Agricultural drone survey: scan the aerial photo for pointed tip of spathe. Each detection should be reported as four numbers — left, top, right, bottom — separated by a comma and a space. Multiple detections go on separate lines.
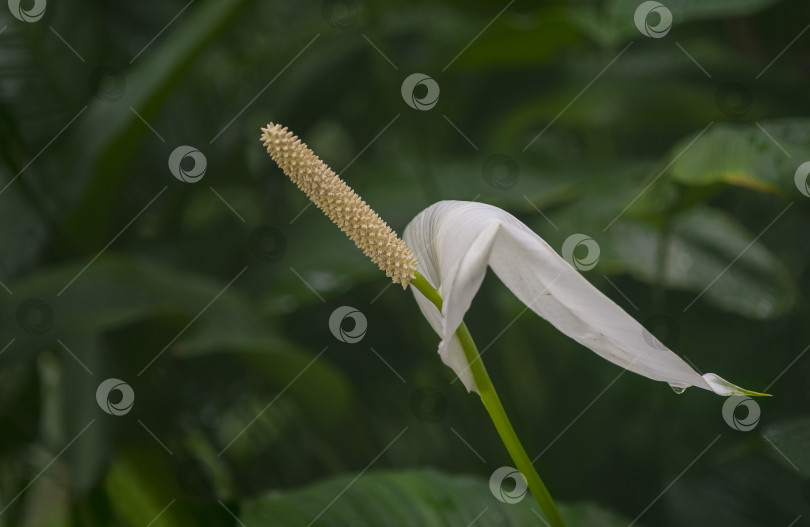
735, 387, 773, 397
702, 373, 771, 397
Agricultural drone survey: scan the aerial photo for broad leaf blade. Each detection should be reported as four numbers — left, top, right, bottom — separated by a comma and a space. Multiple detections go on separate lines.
0, 256, 262, 366
610, 207, 795, 319
62, 0, 249, 247
241, 469, 639, 527
582, 0, 781, 46
667, 119, 810, 196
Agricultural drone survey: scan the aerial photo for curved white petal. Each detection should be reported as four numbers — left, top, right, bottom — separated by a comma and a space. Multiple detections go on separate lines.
404, 201, 754, 396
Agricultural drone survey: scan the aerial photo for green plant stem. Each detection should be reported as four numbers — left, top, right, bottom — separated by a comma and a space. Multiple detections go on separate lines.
410, 272, 566, 527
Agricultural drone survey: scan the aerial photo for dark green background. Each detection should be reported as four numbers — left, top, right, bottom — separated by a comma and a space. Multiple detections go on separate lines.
1, 0, 809, 525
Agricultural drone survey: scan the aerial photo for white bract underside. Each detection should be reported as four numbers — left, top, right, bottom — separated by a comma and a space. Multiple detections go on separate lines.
403, 201, 752, 397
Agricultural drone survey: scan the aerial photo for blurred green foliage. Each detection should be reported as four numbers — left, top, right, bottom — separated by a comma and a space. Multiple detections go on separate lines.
1, 0, 809, 525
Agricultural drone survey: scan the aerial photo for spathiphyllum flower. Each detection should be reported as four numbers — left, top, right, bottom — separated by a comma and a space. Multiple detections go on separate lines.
402, 201, 764, 397
260, 123, 764, 398
261, 122, 767, 527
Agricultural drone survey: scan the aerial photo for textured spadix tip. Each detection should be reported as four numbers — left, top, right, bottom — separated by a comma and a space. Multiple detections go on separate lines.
259, 123, 418, 288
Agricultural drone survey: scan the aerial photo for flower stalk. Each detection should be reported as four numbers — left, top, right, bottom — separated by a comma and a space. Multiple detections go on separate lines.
411, 272, 566, 527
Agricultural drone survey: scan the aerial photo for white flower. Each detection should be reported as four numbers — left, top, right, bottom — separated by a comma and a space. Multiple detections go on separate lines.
403, 201, 761, 397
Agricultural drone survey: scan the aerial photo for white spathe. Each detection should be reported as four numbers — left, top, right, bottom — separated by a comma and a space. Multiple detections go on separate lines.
403, 201, 755, 397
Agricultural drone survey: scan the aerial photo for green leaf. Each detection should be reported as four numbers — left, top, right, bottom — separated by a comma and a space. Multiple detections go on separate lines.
763, 418, 810, 476
450, 8, 580, 70
575, 0, 780, 46
59, 336, 110, 493
104, 449, 197, 527
0, 166, 49, 278
561, 502, 640, 527
0, 255, 352, 430
62, 0, 250, 247
0, 256, 263, 366
667, 119, 810, 195
241, 469, 638, 527
178, 334, 352, 427
608, 206, 796, 319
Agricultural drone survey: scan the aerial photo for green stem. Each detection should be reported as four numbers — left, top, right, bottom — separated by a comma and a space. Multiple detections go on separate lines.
410, 272, 566, 527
